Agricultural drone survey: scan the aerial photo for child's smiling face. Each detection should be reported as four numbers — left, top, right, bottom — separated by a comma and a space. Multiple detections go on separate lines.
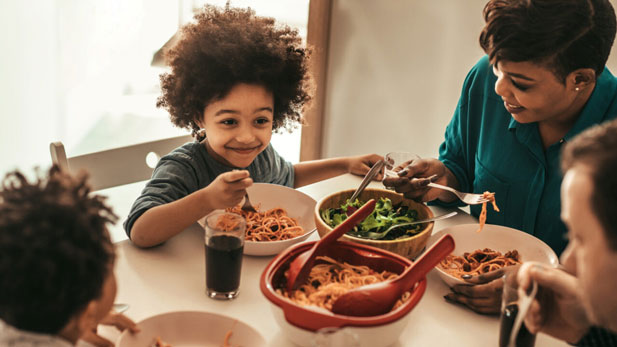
200, 83, 274, 168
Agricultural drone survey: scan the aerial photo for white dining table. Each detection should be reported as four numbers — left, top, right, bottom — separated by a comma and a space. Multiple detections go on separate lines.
100, 174, 568, 347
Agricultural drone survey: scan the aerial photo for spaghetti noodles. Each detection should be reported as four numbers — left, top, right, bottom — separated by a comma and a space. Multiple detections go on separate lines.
477, 191, 499, 232
440, 248, 520, 279
214, 213, 243, 232
227, 206, 305, 241
279, 256, 409, 312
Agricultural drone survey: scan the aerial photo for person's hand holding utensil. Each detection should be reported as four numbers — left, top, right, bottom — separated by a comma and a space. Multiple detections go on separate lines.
383, 157, 462, 203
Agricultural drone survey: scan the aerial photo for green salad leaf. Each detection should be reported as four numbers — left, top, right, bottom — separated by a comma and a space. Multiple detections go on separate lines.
320, 197, 421, 240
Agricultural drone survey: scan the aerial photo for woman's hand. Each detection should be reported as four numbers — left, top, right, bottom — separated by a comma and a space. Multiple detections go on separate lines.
443, 268, 506, 315
347, 154, 384, 180
517, 262, 590, 344
204, 170, 253, 210
382, 158, 457, 202
81, 313, 139, 347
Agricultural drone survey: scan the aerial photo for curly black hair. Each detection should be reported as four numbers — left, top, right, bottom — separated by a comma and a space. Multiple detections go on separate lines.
479, 0, 616, 82
157, 5, 312, 137
0, 166, 117, 333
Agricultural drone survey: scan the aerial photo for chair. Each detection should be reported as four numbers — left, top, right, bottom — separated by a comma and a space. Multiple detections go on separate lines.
50, 134, 194, 191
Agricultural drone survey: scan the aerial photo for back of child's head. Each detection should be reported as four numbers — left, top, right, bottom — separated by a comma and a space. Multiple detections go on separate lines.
157, 4, 312, 137
0, 166, 117, 333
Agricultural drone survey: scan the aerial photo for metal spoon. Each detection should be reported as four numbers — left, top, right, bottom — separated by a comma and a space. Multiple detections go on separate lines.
350, 160, 385, 203
346, 160, 385, 215
113, 303, 130, 314
331, 234, 454, 317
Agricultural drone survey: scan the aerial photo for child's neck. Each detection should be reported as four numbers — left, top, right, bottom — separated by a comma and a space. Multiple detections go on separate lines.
58, 322, 80, 345
203, 139, 236, 167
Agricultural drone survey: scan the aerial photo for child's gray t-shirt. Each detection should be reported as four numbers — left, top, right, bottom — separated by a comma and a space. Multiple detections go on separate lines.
123, 140, 294, 238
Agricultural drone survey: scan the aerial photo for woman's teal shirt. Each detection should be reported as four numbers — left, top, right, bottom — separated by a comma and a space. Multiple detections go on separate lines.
439, 55, 617, 255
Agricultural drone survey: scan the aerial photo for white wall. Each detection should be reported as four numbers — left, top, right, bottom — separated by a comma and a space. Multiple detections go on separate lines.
323, 0, 617, 159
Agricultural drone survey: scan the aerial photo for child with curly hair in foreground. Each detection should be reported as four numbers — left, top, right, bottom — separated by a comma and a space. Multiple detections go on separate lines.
0, 166, 138, 347
125, 5, 382, 247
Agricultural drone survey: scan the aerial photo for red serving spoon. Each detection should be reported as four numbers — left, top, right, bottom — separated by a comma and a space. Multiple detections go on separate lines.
331, 234, 455, 316
286, 199, 376, 292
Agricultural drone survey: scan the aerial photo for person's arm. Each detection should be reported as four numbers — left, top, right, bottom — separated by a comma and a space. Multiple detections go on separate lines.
80, 313, 139, 347
130, 171, 251, 247
293, 154, 382, 188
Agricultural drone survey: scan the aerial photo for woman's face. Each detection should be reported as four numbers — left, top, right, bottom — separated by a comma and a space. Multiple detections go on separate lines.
200, 83, 274, 168
492, 60, 582, 125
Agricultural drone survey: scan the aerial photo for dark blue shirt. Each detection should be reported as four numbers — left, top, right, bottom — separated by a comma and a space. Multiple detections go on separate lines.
438, 56, 617, 254
124, 141, 294, 238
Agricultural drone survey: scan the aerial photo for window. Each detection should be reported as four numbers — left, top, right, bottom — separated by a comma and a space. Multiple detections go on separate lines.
0, 0, 309, 177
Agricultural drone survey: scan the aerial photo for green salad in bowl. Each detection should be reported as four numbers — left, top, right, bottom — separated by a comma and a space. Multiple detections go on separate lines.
320, 197, 421, 240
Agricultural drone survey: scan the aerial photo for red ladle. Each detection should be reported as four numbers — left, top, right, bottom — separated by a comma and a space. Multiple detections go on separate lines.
286, 199, 376, 292
331, 233, 455, 317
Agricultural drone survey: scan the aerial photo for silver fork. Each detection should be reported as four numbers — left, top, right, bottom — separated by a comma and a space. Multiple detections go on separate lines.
427, 182, 489, 205
241, 193, 257, 212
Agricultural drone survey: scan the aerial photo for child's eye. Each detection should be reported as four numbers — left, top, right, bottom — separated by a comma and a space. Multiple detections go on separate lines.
220, 119, 237, 126
254, 117, 271, 125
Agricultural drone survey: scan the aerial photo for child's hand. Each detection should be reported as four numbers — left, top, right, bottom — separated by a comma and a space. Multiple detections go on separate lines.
81, 313, 139, 347
205, 170, 253, 210
348, 154, 384, 180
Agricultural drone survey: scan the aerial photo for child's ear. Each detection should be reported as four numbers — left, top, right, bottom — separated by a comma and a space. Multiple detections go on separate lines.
75, 301, 100, 337
58, 301, 99, 344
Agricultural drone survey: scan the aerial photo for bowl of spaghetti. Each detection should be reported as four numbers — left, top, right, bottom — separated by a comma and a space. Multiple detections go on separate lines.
227, 183, 317, 256
260, 240, 426, 347
427, 224, 559, 287
315, 188, 434, 259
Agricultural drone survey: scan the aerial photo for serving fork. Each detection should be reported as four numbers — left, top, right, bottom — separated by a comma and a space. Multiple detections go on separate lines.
427, 182, 489, 205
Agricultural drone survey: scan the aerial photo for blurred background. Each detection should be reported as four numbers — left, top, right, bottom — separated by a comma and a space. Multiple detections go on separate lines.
0, 0, 308, 177
2, 0, 617, 178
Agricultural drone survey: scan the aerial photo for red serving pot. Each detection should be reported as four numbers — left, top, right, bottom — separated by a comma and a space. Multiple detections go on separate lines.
260, 239, 427, 331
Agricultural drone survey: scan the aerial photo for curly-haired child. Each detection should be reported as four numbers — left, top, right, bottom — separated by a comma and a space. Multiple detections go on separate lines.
124, 5, 383, 247
0, 166, 138, 346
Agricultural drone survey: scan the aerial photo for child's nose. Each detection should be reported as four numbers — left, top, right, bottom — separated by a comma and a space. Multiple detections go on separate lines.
235, 128, 256, 143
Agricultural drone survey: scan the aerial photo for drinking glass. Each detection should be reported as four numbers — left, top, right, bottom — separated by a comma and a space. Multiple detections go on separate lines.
384, 152, 421, 179
499, 270, 537, 347
204, 211, 246, 300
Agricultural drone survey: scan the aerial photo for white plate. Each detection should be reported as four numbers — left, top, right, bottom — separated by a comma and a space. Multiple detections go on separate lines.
243, 183, 317, 256
116, 311, 266, 347
427, 224, 559, 287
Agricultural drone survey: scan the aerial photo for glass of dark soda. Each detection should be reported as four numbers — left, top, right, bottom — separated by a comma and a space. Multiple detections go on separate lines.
499, 269, 537, 347
204, 211, 246, 300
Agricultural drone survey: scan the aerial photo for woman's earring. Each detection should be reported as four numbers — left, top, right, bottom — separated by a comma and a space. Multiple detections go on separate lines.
575, 87, 580, 92
195, 128, 206, 140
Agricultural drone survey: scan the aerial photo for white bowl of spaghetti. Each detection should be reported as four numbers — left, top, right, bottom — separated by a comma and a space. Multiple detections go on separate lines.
427, 224, 559, 287
228, 183, 317, 256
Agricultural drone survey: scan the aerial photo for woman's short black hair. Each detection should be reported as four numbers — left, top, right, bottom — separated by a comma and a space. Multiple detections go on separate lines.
479, 0, 617, 81
157, 5, 312, 137
562, 119, 617, 251
0, 166, 116, 333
